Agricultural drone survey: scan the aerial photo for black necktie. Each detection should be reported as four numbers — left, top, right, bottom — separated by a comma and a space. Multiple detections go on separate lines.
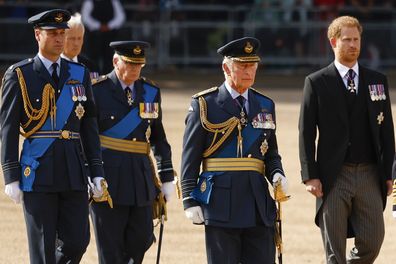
346, 69, 356, 94
51, 63, 59, 87
125, 86, 133, 106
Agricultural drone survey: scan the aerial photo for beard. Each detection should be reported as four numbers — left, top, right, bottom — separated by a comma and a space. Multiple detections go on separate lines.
339, 49, 360, 64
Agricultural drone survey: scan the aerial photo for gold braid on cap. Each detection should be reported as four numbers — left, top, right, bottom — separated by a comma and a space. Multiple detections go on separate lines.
16, 67, 56, 138
198, 96, 243, 158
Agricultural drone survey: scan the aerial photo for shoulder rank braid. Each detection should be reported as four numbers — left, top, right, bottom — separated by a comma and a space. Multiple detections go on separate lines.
16, 67, 56, 138
198, 96, 244, 158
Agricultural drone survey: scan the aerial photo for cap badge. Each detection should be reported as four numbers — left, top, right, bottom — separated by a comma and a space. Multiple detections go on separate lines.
133, 46, 142, 55
244, 42, 253, 54
54, 13, 63, 23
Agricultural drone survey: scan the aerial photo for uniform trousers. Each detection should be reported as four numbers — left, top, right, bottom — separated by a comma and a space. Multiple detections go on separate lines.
205, 224, 275, 264
318, 163, 384, 264
90, 203, 154, 264
23, 191, 90, 264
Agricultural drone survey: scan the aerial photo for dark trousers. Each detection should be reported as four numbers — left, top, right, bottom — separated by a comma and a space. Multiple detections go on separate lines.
23, 191, 90, 264
90, 203, 154, 264
205, 224, 275, 264
318, 163, 384, 264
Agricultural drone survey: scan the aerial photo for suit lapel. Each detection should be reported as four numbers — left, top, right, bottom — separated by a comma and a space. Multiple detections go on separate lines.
58, 58, 70, 90
108, 71, 128, 105
360, 65, 380, 140
216, 83, 241, 117
326, 63, 349, 126
247, 89, 261, 122
133, 78, 144, 105
33, 56, 53, 86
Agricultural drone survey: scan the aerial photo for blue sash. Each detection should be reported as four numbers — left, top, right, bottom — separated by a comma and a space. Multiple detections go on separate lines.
101, 82, 158, 140
20, 64, 84, 191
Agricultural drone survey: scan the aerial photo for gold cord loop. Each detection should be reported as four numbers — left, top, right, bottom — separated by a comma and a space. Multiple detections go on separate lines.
198, 96, 243, 157
16, 67, 56, 137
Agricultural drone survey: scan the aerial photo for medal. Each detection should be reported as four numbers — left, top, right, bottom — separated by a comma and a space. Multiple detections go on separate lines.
139, 102, 159, 118
260, 139, 268, 156
75, 103, 85, 120
126, 89, 133, 106
377, 112, 384, 125
145, 121, 151, 142
240, 110, 247, 126
348, 81, 356, 93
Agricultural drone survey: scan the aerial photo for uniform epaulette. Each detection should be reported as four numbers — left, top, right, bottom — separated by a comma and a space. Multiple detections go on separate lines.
192, 86, 218, 98
141, 76, 158, 88
9, 58, 33, 71
91, 75, 108, 85
250, 87, 273, 102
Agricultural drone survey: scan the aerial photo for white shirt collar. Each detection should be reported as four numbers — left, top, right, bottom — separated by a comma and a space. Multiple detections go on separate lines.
224, 81, 249, 101
38, 52, 61, 73
61, 53, 78, 63
119, 79, 134, 91
334, 60, 359, 78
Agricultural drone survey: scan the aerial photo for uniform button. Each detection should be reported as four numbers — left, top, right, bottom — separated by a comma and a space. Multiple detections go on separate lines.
248, 154, 252, 158
36, 98, 40, 102
133, 138, 137, 141
58, 90, 61, 93
110, 116, 114, 120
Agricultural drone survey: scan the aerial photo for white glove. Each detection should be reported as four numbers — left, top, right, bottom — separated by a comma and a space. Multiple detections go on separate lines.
393, 211, 396, 218
161, 181, 175, 202
5, 181, 23, 204
92, 177, 106, 198
272, 173, 288, 193
185, 206, 204, 224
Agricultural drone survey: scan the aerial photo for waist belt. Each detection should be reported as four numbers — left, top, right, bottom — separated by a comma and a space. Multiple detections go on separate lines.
99, 135, 150, 154
29, 130, 80, 140
202, 157, 265, 174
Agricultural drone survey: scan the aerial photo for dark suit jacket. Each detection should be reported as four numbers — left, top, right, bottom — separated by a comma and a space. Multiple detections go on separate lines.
0, 56, 104, 191
92, 71, 174, 206
299, 62, 395, 226
181, 84, 285, 228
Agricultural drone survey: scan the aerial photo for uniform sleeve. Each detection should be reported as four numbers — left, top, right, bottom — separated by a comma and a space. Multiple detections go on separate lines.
0, 69, 22, 184
298, 76, 319, 183
149, 90, 175, 183
79, 68, 104, 178
180, 98, 206, 209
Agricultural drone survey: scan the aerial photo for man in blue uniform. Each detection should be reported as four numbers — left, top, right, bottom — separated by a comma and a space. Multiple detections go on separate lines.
181, 37, 288, 264
90, 41, 176, 264
0, 9, 105, 264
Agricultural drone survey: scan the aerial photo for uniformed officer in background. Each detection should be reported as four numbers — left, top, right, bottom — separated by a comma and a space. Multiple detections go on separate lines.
181, 37, 288, 264
90, 41, 176, 264
0, 9, 105, 263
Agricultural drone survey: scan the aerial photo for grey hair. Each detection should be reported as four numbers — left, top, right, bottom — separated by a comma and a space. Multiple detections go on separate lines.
68, 12, 85, 33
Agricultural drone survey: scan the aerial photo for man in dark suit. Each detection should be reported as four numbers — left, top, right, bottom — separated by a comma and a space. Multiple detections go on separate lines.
299, 16, 395, 264
1, 9, 105, 263
90, 41, 176, 264
61, 12, 100, 79
181, 37, 288, 264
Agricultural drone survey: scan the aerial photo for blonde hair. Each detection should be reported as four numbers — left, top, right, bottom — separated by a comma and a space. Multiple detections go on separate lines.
327, 16, 362, 40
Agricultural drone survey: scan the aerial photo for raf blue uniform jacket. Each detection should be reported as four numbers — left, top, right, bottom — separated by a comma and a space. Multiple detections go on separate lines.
0, 56, 104, 192
181, 84, 285, 228
92, 71, 174, 206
